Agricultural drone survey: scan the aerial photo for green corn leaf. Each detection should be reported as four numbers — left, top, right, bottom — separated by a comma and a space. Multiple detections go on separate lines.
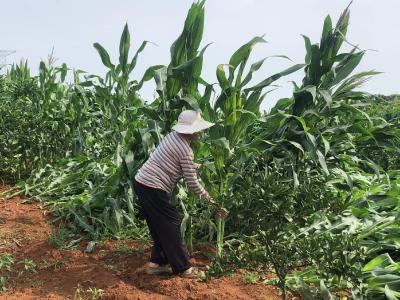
292, 166, 299, 188
319, 89, 332, 107
93, 43, 115, 70
320, 280, 335, 300
244, 89, 263, 112
240, 57, 267, 88
293, 115, 309, 132
244, 64, 305, 93
333, 3, 351, 55
293, 85, 316, 116
136, 64, 164, 90
308, 44, 322, 85
302, 35, 312, 64
317, 149, 329, 175
322, 136, 330, 156
385, 285, 400, 300
119, 23, 131, 74
181, 96, 200, 111
288, 141, 305, 154
128, 40, 154, 74
327, 51, 365, 88
229, 36, 267, 70
59, 63, 68, 82
333, 70, 381, 96
363, 253, 395, 272
320, 15, 333, 49
216, 64, 231, 91
228, 35, 267, 82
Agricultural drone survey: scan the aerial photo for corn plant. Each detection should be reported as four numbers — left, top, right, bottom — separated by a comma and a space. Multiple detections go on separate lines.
198, 36, 304, 259
0, 60, 71, 181
148, 0, 209, 134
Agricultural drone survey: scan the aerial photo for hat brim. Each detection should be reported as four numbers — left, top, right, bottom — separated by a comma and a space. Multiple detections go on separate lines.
172, 120, 215, 134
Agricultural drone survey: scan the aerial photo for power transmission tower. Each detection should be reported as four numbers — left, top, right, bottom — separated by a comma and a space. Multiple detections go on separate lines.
0, 50, 16, 69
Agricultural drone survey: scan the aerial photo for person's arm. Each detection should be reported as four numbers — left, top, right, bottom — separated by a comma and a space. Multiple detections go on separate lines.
180, 154, 210, 199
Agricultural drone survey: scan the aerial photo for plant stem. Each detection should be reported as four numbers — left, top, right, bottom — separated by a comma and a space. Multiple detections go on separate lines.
4, 182, 46, 199
216, 216, 225, 260
188, 215, 193, 253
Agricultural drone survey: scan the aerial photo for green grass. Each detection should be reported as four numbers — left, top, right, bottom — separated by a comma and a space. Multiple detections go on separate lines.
0, 253, 14, 293
115, 241, 133, 256
243, 272, 259, 284
74, 284, 104, 300
40, 258, 69, 270
48, 225, 80, 249
17, 258, 37, 277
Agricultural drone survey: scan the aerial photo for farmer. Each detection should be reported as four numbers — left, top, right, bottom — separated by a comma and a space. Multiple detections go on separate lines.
133, 110, 214, 278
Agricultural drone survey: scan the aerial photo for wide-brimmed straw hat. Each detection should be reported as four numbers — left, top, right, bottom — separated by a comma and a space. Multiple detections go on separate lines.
172, 110, 214, 134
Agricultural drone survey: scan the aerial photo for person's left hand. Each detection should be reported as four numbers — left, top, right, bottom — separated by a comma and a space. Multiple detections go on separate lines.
205, 194, 216, 206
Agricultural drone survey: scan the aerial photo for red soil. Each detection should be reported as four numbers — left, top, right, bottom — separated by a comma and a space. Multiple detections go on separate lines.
0, 186, 296, 300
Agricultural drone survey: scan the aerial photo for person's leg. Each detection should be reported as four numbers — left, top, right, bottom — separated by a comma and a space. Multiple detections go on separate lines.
146, 218, 168, 265
133, 181, 168, 266
143, 189, 191, 274
133, 180, 191, 274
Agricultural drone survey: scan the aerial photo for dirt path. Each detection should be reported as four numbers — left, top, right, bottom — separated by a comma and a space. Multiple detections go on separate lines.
0, 186, 289, 300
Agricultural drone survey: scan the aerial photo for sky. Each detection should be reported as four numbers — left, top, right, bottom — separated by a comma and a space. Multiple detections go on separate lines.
1, 0, 399, 111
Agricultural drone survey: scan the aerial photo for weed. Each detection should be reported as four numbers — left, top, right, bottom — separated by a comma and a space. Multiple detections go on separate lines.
87, 287, 105, 299
0, 254, 13, 272
74, 284, 85, 300
0, 253, 14, 293
104, 261, 122, 274
35, 229, 47, 239
243, 272, 259, 284
132, 241, 150, 257
48, 225, 79, 249
18, 258, 37, 277
40, 258, 68, 270
29, 280, 43, 288
74, 284, 104, 300
115, 240, 133, 256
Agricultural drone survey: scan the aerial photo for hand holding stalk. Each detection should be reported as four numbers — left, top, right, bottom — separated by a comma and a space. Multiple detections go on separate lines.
206, 195, 229, 217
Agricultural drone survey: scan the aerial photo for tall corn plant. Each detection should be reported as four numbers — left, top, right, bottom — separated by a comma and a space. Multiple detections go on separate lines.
0, 59, 72, 181
92, 23, 162, 162
200, 37, 304, 259
250, 4, 394, 183
149, 0, 209, 134
138, 1, 211, 249
91, 23, 163, 202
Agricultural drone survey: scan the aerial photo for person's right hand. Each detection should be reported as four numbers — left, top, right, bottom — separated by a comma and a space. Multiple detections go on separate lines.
215, 207, 229, 219
204, 194, 228, 218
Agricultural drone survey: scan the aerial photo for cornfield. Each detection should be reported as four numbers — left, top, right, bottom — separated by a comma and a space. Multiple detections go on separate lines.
1, 1, 399, 299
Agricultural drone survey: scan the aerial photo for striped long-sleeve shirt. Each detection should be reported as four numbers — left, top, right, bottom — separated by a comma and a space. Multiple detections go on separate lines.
135, 131, 209, 198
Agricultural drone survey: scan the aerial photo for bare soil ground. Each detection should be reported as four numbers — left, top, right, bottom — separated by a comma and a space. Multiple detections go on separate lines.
0, 185, 295, 300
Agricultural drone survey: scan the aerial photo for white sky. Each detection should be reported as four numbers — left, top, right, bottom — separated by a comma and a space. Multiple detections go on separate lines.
1, 0, 399, 110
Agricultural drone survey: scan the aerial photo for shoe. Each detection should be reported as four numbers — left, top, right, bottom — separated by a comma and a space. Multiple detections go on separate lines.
180, 267, 205, 279
146, 264, 172, 275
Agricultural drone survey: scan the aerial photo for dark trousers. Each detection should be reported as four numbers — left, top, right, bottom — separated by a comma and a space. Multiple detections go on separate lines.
133, 180, 191, 274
